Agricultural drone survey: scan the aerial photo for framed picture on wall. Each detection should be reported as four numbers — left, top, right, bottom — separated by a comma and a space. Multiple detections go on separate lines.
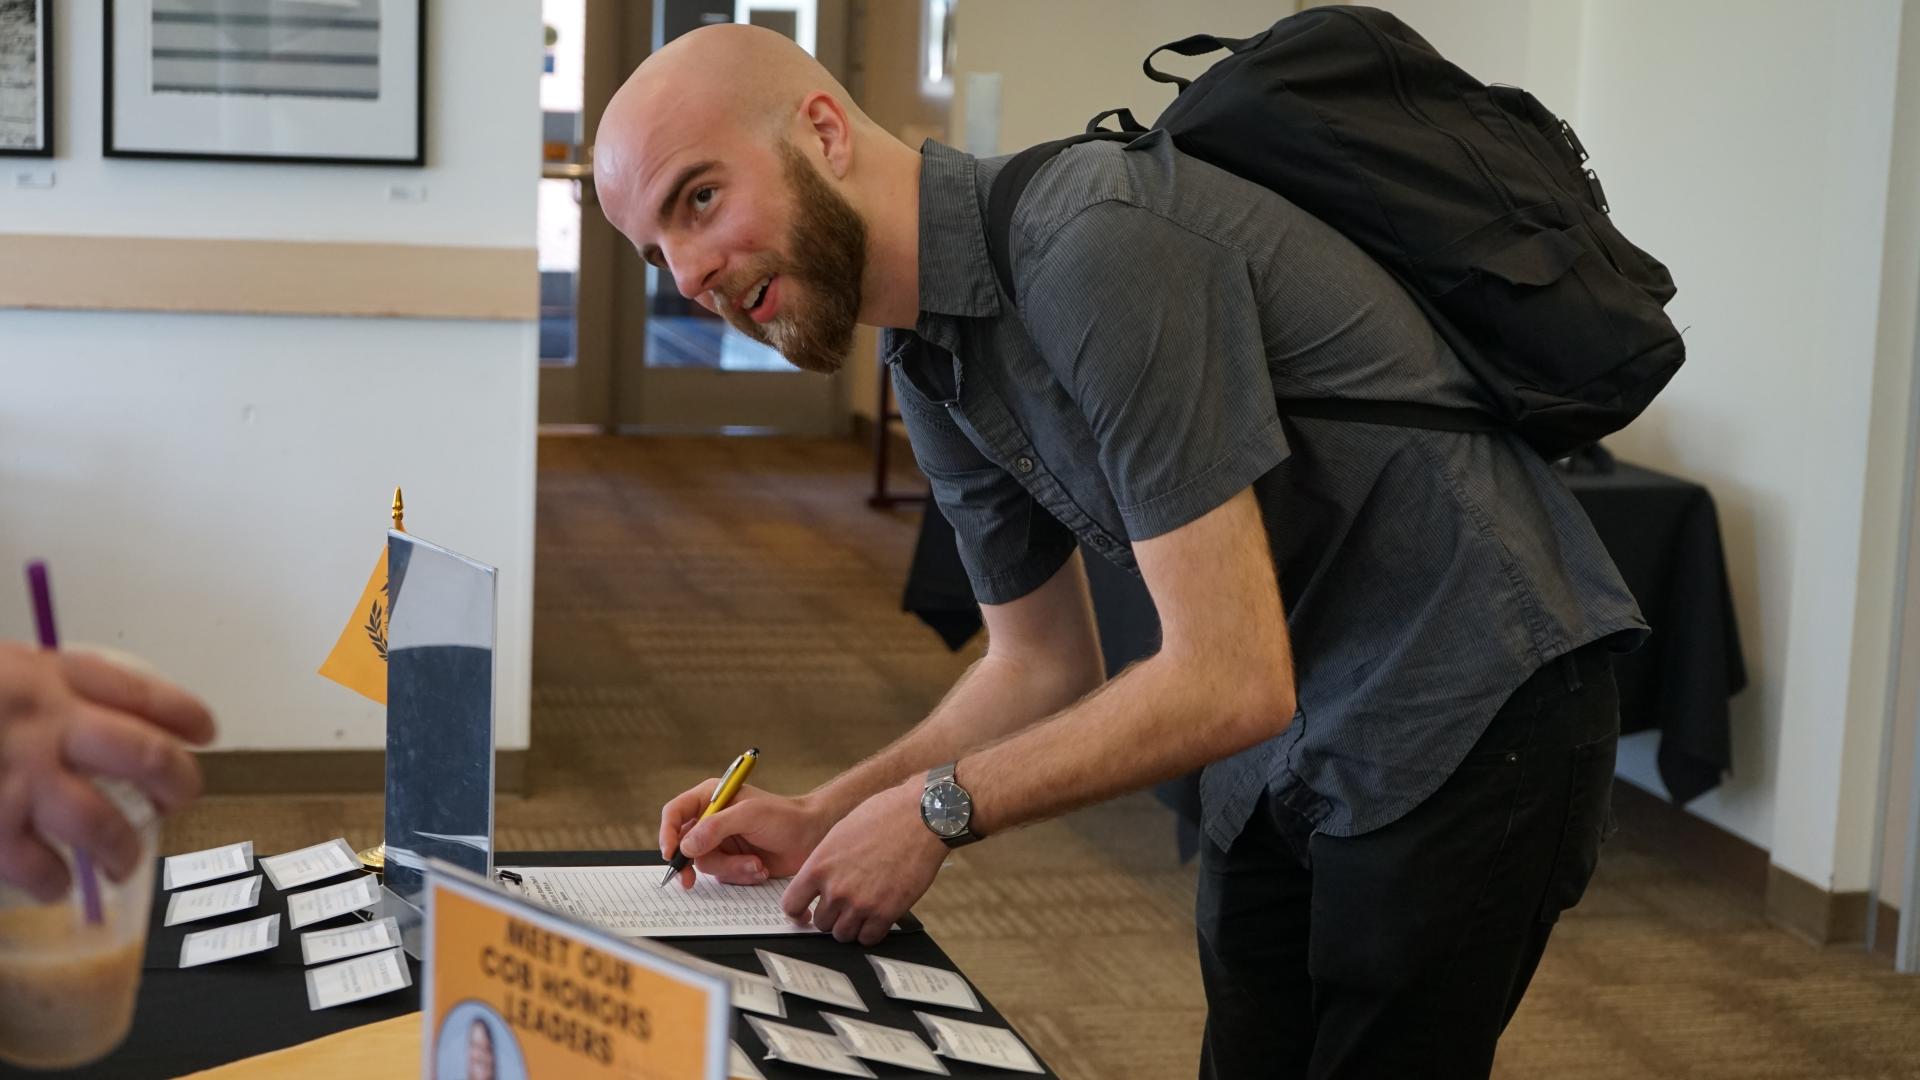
105, 0, 425, 166
0, 0, 53, 157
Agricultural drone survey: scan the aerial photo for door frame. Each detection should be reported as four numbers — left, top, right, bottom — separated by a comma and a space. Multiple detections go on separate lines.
541, 0, 854, 436
537, 0, 630, 430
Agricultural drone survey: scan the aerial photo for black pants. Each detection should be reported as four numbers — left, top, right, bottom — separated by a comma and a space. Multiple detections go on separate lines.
1197, 643, 1619, 1080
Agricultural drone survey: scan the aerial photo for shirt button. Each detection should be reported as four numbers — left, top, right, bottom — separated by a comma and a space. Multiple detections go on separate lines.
1015, 456, 1035, 474
1504, 752, 1520, 764
1091, 535, 1112, 550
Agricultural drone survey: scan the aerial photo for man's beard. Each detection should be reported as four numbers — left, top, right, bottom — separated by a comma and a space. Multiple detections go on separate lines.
716, 142, 868, 375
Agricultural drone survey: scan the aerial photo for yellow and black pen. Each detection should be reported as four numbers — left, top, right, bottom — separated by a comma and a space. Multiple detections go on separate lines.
660, 747, 760, 887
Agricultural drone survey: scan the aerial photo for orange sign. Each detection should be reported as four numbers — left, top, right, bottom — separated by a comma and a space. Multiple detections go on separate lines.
422, 863, 729, 1080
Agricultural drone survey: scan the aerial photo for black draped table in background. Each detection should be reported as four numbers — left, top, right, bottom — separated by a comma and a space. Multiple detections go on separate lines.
1, 851, 1055, 1079
903, 460, 1747, 844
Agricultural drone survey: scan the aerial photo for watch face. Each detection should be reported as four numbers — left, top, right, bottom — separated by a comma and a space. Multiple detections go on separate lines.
921, 780, 973, 838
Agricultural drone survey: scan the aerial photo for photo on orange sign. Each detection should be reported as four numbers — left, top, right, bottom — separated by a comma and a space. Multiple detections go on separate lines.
434, 1000, 529, 1080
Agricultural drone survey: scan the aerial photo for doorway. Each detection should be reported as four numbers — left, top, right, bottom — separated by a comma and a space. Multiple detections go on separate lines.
537, 0, 849, 435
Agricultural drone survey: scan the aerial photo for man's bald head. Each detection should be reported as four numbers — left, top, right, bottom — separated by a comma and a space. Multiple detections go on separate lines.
593, 24, 911, 373
595, 24, 879, 236
605, 24, 873, 151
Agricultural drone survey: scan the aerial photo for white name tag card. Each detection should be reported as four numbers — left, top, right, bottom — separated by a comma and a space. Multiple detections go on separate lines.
755, 949, 866, 1012
259, 838, 362, 890
301, 917, 401, 965
179, 914, 281, 968
286, 874, 380, 929
743, 1016, 873, 1078
164, 874, 263, 927
163, 841, 255, 890
867, 955, 982, 1012
823, 1013, 949, 1075
683, 956, 786, 1019
305, 947, 413, 1011
916, 1012, 1044, 1074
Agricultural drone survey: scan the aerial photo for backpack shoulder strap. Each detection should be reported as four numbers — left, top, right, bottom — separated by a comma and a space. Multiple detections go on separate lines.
985, 131, 1133, 304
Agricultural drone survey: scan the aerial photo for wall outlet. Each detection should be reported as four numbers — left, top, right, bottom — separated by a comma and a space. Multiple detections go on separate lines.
387, 183, 428, 203
12, 169, 54, 189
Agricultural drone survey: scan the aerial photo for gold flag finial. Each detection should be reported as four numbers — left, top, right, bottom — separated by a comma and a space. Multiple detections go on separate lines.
360, 484, 404, 870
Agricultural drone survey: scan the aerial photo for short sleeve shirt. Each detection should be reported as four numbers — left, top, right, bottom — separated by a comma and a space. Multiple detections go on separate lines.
888, 135, 1647, 846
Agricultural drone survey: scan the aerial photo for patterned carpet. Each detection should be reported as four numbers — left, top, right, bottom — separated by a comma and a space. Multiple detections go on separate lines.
165, 434, 1920, 1079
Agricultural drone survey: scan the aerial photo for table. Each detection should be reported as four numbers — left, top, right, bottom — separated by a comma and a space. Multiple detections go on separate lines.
903, 460, 1747, 820
2, 851, 1055, 1079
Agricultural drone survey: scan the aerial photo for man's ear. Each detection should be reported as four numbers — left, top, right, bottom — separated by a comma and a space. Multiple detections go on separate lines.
799, 91, 854, 179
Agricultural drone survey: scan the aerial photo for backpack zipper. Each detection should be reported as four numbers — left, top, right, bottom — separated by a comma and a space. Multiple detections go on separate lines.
1333, 8, 1515, 213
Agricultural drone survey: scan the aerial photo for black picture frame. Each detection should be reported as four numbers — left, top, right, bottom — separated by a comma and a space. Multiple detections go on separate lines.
104, 0, 426, 167
0, 0, 54, 158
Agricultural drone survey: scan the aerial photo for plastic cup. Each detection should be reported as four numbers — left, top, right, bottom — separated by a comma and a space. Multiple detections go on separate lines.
0, 782, 158, 1070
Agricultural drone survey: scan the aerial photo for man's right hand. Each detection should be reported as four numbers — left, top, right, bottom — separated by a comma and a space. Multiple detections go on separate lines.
0, 643, 216, 901
658, 781, 833, 890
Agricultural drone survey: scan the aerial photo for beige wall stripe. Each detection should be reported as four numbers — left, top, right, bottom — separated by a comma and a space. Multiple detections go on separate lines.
0, 234, 538, 321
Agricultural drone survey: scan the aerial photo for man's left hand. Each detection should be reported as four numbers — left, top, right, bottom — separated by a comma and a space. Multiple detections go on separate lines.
780, 779, 947, 946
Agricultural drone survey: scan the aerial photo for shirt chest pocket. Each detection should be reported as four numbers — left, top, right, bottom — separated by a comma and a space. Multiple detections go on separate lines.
888, 362, 1003, 487
890, 336, 960, 410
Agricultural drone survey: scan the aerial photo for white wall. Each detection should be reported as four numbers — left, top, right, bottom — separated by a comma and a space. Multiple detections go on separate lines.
0, 2, 542, 753
1573, 0, 1907, 892
951, 0, 1284, 156
1364, 0, 1582, 115
951, 0, 1587, 156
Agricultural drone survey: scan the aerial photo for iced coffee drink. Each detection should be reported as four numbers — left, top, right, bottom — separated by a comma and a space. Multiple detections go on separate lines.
0, 783, 158, 1070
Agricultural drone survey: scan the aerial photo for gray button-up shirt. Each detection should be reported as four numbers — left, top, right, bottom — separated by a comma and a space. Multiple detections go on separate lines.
888, 135, 1647, 848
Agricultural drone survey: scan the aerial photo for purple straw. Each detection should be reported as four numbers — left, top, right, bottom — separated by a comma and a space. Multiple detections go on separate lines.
25, 560, 104, 926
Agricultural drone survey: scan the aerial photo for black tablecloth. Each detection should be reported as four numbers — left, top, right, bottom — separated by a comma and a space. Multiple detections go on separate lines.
3, 851, 1053, 1079
903, 460, 1746, 812
1560, 463, 1748, 801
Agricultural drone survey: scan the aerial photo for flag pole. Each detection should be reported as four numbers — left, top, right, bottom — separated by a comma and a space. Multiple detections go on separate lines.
358, 487, 404, 872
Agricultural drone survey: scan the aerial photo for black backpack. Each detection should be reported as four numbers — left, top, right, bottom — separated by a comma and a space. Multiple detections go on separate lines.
984, 5, 1683, 461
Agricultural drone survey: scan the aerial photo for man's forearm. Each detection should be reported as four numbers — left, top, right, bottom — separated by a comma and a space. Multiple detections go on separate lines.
808, 650, 1098, 821
962, 648, 1292, 837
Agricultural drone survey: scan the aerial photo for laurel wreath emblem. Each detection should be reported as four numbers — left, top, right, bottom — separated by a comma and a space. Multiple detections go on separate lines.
365, 580, 389, 661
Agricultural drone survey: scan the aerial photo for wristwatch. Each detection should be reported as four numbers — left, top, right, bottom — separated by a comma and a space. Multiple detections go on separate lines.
920, 762, 982, 848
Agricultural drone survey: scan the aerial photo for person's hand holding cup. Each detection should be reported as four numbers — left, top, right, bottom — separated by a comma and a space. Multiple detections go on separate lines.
0, 643, 215, 1069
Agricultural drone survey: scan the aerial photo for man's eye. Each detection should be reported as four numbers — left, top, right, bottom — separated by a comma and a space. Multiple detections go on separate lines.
692, 187, 715, 211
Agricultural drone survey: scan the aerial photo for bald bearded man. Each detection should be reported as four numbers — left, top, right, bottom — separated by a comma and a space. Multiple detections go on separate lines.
608, 25, 1643, 1080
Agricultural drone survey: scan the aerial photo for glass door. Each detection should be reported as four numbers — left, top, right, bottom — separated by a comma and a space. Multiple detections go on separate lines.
540, 0, 851, 434
612, 0, 846, 435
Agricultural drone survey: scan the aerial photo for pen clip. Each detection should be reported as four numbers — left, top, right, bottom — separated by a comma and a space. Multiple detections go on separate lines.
709, 752, 748, 800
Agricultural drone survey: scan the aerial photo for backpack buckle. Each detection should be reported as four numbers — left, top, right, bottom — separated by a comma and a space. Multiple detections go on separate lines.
1585, 169, 1610, 214
1560, 119, 1589, 163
